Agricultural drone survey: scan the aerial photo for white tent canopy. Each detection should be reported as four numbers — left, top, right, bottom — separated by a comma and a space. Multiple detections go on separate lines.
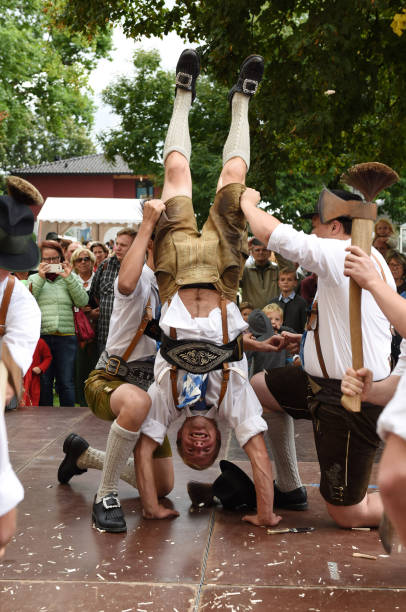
37, 197, 144, 243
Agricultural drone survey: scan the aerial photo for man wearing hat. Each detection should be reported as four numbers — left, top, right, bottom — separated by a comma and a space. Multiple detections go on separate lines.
0, 176, 42, 557
241, 184, 395, 528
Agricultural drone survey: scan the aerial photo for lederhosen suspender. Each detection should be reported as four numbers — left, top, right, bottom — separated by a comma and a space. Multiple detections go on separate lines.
104, 298, 151, 376
0, 275, 15, 337
169, 295, 231, 409
306, 299, 329, 378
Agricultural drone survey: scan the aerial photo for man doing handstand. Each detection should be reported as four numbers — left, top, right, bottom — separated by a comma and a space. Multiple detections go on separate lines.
135, 49, 282, 528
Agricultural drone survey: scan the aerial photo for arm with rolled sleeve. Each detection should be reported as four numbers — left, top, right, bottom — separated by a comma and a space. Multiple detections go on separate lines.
0, 408, 23, 555
268, 224, 347, 284
3, 281, 41, 376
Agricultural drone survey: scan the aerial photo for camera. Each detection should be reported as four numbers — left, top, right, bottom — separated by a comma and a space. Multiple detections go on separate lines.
47, 263, 63, 273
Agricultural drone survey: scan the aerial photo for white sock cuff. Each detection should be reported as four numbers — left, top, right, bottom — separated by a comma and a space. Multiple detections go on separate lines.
111, 420, 140, 443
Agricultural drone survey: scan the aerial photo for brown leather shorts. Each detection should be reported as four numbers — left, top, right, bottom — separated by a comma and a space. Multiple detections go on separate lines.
154, 183, 248, 303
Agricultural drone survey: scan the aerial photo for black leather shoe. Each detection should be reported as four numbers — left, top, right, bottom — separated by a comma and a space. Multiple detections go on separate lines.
187, 481, 215, 507
175, 48, 200, 102
57, 433, 89, 484
228, 54, 264, 104
274, 484, 308, 511
92, 494, 127, 533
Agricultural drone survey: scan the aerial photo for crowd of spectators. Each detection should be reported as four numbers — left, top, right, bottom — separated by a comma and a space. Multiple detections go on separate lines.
8, 230, 136, 409
9, 220, 406, 410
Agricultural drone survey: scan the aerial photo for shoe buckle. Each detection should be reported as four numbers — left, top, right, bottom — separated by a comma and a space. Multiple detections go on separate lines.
176, 72, 193, 89
242, 78, 258, 95
103, 495, 121, 510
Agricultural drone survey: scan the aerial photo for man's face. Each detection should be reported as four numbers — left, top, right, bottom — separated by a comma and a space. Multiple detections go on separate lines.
278, 273, 296, 295
310, 215, 333, 239
251, 245, 270, 266
114, 234, 134, 262
66, 242, 81, 261
178, 416, 220, 469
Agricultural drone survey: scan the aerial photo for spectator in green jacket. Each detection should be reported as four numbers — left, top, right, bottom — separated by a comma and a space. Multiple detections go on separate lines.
30, 240, 89, 406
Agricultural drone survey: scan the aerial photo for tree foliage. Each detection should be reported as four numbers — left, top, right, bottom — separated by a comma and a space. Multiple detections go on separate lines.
0, 0, 112, 175
53, 0, 406, 222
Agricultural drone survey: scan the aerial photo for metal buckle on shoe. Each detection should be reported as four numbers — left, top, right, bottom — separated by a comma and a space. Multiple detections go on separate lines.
242, 78, 258, 95
103, 495, 121, 510
176, 72, 193, 89
106, 357, 121, 376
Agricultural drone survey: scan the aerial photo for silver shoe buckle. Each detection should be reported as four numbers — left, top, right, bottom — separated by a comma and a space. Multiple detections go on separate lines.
176, 72, 193, 89
242, 78, 258, 95
103, 495, 121, 510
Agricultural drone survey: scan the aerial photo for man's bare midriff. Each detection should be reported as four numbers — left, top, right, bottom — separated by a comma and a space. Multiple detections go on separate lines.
178, 287, 231, 318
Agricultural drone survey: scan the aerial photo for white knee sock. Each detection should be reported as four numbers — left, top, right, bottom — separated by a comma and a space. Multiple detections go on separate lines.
266, 411, 303, 492
77, 446, 138, 489
163, 89, 192, 164
95, 420, 139, 503
222, 92, 250, 171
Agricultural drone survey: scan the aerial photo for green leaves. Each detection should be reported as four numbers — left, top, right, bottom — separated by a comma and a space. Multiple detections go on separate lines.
0, 0, 112, 174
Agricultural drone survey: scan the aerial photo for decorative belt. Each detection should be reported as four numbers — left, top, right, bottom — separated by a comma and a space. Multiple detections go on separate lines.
160, 333, 243, 374
96, 351, 154, 391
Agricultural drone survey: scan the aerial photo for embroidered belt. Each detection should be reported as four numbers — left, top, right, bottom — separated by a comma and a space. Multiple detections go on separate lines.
160, 334, 243, 374
96, 351, 154, 391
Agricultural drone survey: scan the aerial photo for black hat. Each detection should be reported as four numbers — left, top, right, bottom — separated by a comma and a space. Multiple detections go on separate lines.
212, 460, 257, 510
0, 176, 43, 271
45, 231, 60, 241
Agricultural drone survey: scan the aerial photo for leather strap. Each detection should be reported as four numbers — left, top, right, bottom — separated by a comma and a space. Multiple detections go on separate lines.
0, 276, 15, 337
306, 299, 329, 379
371, 254, 387, 283
218, 363, 230, 407
169, 293, 231, 407
122, 298, 151, 362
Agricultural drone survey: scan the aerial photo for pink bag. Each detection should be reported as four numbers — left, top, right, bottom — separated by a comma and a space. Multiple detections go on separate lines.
73, 307, 95, 343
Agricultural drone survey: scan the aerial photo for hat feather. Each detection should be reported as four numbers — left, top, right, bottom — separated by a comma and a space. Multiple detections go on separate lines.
341, 162, 399, 202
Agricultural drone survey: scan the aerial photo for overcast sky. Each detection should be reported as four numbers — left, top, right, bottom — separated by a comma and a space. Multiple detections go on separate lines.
88, 28, 185, 147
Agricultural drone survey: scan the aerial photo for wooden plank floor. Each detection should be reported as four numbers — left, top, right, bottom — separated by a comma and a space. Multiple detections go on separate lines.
1, 406, 405, 612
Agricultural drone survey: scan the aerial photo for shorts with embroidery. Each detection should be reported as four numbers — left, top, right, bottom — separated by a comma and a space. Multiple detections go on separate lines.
309, 399, 383, 506
84, 369, 172, 459
154, 183, 248, 304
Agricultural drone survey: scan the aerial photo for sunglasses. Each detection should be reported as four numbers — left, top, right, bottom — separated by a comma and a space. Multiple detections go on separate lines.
76, 257, 91, 263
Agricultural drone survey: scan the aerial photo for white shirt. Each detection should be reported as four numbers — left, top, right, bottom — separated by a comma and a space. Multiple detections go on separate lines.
105, 265, 158, 362
1, 277, 41, 375
393, 338, 406, 377
141, 293, 267, 447
0, 406, 24, 516
268, 224, 394, 381
73, 271, 95, 291
377, 339, 406, 441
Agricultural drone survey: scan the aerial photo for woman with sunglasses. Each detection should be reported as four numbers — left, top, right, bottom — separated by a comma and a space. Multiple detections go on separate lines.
71, 247, 99, 406
30, 240, 89, 407
71, 248, 96, 290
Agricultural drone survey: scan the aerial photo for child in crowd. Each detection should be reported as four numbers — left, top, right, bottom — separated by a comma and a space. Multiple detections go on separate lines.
21, 338, 52, 407
268, 267, 307, 333
239, 301, 253, 323
263, 303, 284, 333
262, 303, 300, 366
372, 218, 397, 258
